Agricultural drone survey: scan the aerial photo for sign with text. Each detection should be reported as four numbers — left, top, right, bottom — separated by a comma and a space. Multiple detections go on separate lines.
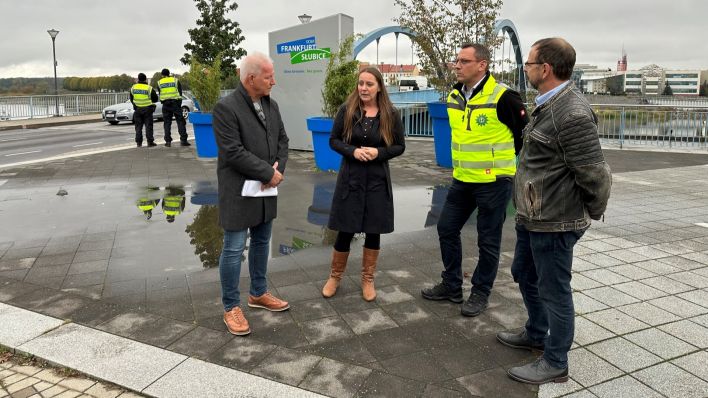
269, 14, 354, 150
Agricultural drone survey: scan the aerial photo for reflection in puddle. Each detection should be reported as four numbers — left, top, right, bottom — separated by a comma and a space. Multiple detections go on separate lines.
185, 205, 223, 268
127, 180, 460, 268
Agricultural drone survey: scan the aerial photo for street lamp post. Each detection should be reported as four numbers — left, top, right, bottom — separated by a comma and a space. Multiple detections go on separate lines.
298, 14, 312, 24
47, 28, 59, 116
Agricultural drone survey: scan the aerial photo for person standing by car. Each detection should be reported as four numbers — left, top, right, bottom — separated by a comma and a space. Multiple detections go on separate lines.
158, 68, 189, 147
130, 73, 158, 147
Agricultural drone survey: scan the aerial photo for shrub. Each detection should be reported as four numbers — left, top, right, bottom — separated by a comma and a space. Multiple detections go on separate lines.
321, 36, 359, 118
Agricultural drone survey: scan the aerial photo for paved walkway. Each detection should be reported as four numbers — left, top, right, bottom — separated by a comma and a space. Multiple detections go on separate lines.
0, 125, 707, 397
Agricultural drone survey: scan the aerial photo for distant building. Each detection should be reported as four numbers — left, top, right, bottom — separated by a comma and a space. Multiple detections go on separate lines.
360, 63, 420, 85
621, 66, 707, 96
664, 70, 704, 96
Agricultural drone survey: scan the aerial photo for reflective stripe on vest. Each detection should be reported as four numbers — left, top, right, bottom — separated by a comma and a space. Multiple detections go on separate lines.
162, 196, 182, 215
158, 77, 180, 100
447, 75, 516, 183
137, 198, 155, 211
130, 84, 153, 108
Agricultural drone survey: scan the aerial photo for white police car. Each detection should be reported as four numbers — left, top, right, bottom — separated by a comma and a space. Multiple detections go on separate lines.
102, 95, 194, 125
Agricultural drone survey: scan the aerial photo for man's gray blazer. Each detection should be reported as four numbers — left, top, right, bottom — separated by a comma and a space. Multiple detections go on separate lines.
213, 84, 289, 231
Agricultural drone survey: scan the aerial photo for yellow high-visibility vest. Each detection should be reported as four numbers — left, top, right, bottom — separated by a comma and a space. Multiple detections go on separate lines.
158, 77, 180, 101
447, 75, 516, 182
130, 83, 153, 108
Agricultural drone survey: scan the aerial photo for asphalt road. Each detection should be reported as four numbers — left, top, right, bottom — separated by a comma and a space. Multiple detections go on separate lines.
0, 121, 193, 167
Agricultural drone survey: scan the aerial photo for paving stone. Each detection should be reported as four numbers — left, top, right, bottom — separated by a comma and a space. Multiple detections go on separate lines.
353, 370, 426, 398
341, 309, 398, 335
572, 293, 609, 315
7, 377, 40, 393
299, 336, 376, 366
10, 386, 38, 398
634, 260, 682, 275
634, 362, 708, 398
34, 369, 64, 384
379, 300, 434, 326
691, 313, 708, 328
358, 327, 422, 361
275, 282, 322, 303
38, 385, 67, 397
207, 337, 277, 372
299, 358, 371, 398
18, 323, 186, 391
567, 348, 623, 387
0, 303, 65, 348
11, 364, 43, 376
83, 383, 124, 398
584, 308, 649, 335
648, 296, 708, 318
641, 275, 694, 295
57, 378, 95, 393
429, 343, 497, 378
537, 378, 583, 398
607, 264, 657, 280
447, 312, 504, 340
402, 319, 467, 350
659, 256, 706, 271
588, 375, 662, 398
574, 317, 615, 346
628, 246, 673, 260
679, 289, 708, 308
251, 347, 321, 387
373, 284, 416, 305
144, 357, 321, 398
658, 320, 708, 348
672, 350, 708, 382
300, 316, 356, 345
379, 351, 452, 383
616, 302, 681, 326
166, 326, 232, 360
456, 366, 537, 397
31, 381, 52, 393
583, 286, 640, 307
668, 271, 708, 289
625, 328, 697, 359
96, 312, 160, 338
127, 316, 194, 348
289, 298, 338, 322
586, 337, 662, 372
571, 274, 604, 291
612, 281, 667, 301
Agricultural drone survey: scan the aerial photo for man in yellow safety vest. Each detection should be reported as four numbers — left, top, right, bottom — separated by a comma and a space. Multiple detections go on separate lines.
422, 43, 529, 318
158, 68, 190, 147
130, 73, 158, 147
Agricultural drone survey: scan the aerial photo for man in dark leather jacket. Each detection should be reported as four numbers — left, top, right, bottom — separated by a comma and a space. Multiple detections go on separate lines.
496, 38, 612, 385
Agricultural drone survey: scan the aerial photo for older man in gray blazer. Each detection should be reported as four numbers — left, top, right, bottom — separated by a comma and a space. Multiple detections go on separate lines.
213, 52, 290, 336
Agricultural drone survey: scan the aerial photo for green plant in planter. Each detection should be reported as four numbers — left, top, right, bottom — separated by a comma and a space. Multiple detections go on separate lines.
187, 56, 222, 112
321, 35, 359, 118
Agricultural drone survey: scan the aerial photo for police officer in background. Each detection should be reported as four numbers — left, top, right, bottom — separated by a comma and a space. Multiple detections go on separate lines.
130, 73, 158, 147
158, 68, 190, 147
162, 186, 186, 223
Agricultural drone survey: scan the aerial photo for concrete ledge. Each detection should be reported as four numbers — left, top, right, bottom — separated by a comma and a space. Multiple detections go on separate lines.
0, 303, 64, 348
0, 115, 102, 132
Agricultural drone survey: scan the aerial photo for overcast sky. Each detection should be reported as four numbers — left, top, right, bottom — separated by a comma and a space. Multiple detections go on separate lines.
1, 0, 706, 78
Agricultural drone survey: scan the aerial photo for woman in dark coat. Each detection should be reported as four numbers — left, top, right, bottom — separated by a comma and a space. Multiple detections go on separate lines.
321, 67, 405, 301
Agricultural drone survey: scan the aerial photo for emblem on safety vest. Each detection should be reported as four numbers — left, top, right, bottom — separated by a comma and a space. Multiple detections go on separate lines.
476, 114, 488, 126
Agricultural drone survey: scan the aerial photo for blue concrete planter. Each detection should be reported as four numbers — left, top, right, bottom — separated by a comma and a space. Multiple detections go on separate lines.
306, 117, 342, 172
188, 112, 217, 158
427, 101, 452, 168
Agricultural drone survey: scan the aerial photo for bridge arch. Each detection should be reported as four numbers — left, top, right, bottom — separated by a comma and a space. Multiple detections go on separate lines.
352, 20, 525, 97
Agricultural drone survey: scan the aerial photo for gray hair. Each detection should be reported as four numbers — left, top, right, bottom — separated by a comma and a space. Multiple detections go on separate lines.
239, 52, 274, 83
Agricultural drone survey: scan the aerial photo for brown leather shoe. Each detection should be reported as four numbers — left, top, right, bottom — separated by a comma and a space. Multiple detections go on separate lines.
248, 292, 290, 312
322, 249, 349, 298
362, 248, 379, 301
223, 306, 250, 336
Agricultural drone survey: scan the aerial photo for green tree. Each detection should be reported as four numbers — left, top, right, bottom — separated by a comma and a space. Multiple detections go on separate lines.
181, 0, 247, 80
394, 0, 504, 97
150, 72, 163, 90
662, 84, 673, 96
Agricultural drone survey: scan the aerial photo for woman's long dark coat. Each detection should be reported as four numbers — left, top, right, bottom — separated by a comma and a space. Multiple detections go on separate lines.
328, 105, 405, 234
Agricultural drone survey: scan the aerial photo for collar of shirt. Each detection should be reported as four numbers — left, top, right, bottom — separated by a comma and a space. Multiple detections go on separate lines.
535, 81, 570, 106
462, 75, 487, 100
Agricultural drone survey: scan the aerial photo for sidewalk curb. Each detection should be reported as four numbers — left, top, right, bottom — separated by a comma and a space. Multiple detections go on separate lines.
0, 116, 102, 132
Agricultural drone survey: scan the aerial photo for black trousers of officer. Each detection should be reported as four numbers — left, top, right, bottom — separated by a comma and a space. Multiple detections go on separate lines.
162, 99, 187, 143
133, 106, 155, 145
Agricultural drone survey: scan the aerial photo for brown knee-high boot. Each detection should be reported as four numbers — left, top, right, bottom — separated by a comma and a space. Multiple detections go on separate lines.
361, 248, 379, 301
322, 250, 349, 298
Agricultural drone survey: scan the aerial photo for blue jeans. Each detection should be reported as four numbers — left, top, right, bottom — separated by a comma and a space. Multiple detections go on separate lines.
437, 178, 512, 295
511, 224, 584, 369
219, 221, 272, 311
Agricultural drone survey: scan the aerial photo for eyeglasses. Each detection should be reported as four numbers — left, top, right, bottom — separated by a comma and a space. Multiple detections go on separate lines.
452, 58, 484, 66
524, 61, 544, 67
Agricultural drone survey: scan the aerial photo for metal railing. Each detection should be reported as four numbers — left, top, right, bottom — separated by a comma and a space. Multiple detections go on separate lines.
0, 89, 236, 120
390, 99, 708, 149
0, 93, 128, 120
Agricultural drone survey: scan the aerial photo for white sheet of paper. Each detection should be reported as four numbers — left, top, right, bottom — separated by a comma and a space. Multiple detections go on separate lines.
241, 179, 278, 197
